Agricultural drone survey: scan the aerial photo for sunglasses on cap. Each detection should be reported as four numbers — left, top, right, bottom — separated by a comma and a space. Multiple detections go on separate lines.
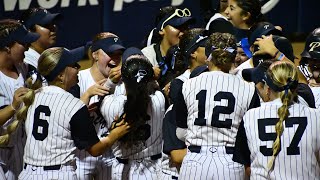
160, 8, 191, 30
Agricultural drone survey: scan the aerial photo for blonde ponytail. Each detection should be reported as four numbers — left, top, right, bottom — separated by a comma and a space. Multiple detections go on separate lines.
266, 61, 298, 171
0, 47, 64, 145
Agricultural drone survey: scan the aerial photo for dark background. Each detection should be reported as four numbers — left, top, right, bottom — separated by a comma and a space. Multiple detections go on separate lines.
0, 0, 319, 49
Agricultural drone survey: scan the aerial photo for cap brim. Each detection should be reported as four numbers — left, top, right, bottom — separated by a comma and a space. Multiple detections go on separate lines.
122, 47, 144, 62
67, 46, 85, 65
301, 50, 311, 59
105, 44, 125, 54
242, 66, 266, 83
39, 13, 61, 25
168, 17, 195, 28
17, 29, 40, 44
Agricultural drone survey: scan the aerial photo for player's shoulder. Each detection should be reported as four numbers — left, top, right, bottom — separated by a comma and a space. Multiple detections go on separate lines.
151, 90, 166, 103
141, 44, 156, 61
78, 68, 91, 78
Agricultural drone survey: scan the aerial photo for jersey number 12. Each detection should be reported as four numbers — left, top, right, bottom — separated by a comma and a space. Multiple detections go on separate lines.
194, 90, 235, 129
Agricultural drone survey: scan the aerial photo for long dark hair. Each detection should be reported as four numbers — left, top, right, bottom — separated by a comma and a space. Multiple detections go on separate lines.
235, 0, 265, 27
119, 56, 155, 145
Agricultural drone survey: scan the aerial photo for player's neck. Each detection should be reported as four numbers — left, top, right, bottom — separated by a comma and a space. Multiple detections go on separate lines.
30, 43, 45, 54
90, 64, 105, 82
160, 40, 170, 57
0, 54, 18, 75
208, 63, 222, 72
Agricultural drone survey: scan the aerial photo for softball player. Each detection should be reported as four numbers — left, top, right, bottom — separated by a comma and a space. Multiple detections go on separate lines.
161, 28, 208, 179
76, 32, 125, 180
175, 32, 260, 179
0, 19, 40, 180
7, 47, 129, 180
100, 56, 165, 180
236, 61, 320, 179
142, 6, 194, 88
20, 7, 60, 72
299, 27, 320, 108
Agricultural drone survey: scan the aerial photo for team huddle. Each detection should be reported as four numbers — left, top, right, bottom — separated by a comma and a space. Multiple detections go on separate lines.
0, 0, 320, 180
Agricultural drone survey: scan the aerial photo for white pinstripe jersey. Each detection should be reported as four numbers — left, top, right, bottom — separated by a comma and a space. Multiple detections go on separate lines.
311, 86, 320, 108
100, 91, 165, 159
243, 99, 320, 180
0, 69, 26, 147
78, 68, 108, 138
24, 86, 86, 166
182, 71, 256, 147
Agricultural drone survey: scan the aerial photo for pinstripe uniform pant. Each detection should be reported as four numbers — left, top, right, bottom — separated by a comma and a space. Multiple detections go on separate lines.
180, 146, 245, 180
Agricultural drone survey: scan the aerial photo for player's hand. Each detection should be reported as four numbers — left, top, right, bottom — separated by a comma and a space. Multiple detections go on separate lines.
153, 66, 161, 80
109, 115, 130, 140
163, 82, 171, 97
253, 35, 278, 57
109, 65, 121, 84
12, 87, 29, 110
84, 79, 109, 98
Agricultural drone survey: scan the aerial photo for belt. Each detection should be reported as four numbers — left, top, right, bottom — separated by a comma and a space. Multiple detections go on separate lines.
172, 175, 178, 179
188, 145, 234, 154
24, 163, 61, 171
116, 153, 162, 164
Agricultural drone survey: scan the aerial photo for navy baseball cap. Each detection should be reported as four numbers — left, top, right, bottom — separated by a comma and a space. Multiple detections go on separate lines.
23, 8, 60, 29
249, 22, 282, 46
208, 18, 235, 35
252, 35, 295, 67
242, 60, 273, 83
44, 47, 85, 81
91, 37, 125, 54
0, 25, 40, 48
122, 47, 144, 64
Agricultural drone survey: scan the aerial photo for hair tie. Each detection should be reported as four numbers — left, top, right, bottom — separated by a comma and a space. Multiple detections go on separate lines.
135, 70, 147, 83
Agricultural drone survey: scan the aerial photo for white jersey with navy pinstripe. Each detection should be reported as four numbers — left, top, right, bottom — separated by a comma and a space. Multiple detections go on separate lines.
24, 86, 86, 166
182, 71, 256, 147
78, 68, 108, 138
243, 99, 320, 180
0, 69, 26, 178
100, 91, 165, 159
311, 86, 320, 108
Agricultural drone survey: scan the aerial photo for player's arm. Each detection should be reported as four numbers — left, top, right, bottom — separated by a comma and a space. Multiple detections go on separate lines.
70, 106, 129, 157
0, 87, 28, 126
174, 85, 188, 141
80, 79, 109, 105
233, 120, 251, 176
253, 35, 308, 84
163, 106, 187, 164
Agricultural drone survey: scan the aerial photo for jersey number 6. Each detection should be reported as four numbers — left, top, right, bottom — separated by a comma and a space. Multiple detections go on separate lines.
194, 90, 235, 129
32, 105, 50, 141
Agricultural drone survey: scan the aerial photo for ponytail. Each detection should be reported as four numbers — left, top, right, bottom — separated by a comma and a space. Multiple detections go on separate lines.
265, 61, 298, 171
0, 74, 43, 145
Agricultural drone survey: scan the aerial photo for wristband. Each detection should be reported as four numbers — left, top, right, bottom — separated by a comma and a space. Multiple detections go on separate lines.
272, 50, 280, 58
277, 53, 285, 61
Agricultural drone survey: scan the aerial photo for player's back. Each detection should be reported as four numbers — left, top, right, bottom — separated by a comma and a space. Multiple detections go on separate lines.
24, 86, 85, 166
311, 86, 320, 108
182, 71, 256, 147
243, 101, 320, 180
100, 90, 165, 159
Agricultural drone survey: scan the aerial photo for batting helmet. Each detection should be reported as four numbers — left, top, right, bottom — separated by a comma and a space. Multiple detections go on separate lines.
301, 27, 320, 60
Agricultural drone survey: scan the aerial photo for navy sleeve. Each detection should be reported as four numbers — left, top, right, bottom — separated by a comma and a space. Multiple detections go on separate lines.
169, 79, 184, 104
174, 85, 188, 128
70, 106, 100, 150
163, 107, 186, 155
68, 84, 80, 98
297, 83, 316, 108
233, 120, 251, 166
248, 89, 261, 110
